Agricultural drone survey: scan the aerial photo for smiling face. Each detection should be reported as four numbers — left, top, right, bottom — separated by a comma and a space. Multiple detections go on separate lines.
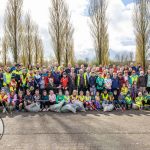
72, 90, 77, 96
59, 91, 62, 96
80, 91, 84, 96
65, 91, 69, 96
43, 91, 47, 96
49, 90, 54, 95
26, 90, 31, 95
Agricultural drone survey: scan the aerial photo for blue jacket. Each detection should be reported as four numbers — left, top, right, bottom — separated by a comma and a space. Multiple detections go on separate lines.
52, 72, 61, 85
89, 76, 96, 87
111, 77, 120, 89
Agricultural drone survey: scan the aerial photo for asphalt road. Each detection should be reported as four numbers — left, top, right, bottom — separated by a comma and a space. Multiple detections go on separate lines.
0, 110, 150, 150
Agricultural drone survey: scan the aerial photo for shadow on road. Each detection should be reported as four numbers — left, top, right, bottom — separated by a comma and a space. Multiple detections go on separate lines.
0, 110, 150, 118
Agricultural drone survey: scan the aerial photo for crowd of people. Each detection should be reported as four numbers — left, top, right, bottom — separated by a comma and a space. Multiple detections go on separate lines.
0, 62, 150, 114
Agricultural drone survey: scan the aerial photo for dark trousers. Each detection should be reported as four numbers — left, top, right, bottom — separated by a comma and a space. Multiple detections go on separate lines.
78, 85, 87, 95
40, 101, 50, 109
146, 87, 150, 93
16, 100, 24, 110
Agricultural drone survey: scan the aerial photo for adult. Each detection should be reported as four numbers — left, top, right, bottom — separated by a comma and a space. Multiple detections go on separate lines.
137, 71, 146, 93
111, 73, 120, 93
76, 69, 88, 94
96, 72, 105, 94
145, 69, 150, 93
68, 68, 76, 94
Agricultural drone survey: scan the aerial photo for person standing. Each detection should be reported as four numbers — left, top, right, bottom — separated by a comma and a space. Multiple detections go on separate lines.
137, 71, 146, 93
145, 69, 150, 93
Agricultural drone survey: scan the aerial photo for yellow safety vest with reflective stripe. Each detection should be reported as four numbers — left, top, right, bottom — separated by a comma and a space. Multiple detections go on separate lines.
3, 72, 12, 86
21, 75, 28, 85
79, 95, 85, 102
77, 73, 87, 87
102, 94, 109, 100
131, 75, 138, 84
12, 70, 22, 75
135, 96, 143, 107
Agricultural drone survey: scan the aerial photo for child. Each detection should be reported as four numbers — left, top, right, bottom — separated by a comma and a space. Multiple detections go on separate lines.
41, 90, 49, 111
101, 89, 109, 105
70, 90, 78, 103
134, 92, 144, 109
47, 78, 57, 93
104, 73, 112, 92
84, 91, 92, 110
131, 81, 138, 101
108, 92, 114, 104
89, 71, 96, 95
33, 89, 41, 102
24, 89, 34, 109
64, 90, 70, 104
78, 91, 85, 103
60, 72, 69, 92
16, 91, 24, 111
9, 77, 17, 93
34, 71, 41, 89
118, 92, 126, 111
113, 90, 120, 110
56, 90, 65, 104
94, 91, 101, 110
121, 83, 128, 96
49, 90, 56, 105
27, 76, 35, 95
125, 92, 132, 109
91, 91, 96, 109
0, 90, 8, 113
7, 91, 17, 112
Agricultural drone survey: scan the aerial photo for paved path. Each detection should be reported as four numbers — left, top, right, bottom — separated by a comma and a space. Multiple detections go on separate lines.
0, 110, 150, 150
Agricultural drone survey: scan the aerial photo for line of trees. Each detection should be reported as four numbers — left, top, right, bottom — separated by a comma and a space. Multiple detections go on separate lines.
1, 0, 44, 66
0, 0, 149, 67
114, 52, 134, 64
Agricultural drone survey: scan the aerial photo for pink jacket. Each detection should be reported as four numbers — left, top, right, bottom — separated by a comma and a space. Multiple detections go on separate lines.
7, 94, 17, 103
49, 94, 56, 102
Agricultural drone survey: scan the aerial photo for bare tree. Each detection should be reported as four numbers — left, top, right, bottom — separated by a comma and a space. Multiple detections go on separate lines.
4, 0, 23, 63
68, 40, 75, 65
49, 0, 66, 65
23, 12, 34, 65
133, 0, 150, 70
1, 33, 9, 65
89, 0, 109, 65
115, 53, 132, 64
63, 3, 75, 66
39, 41, 44, 67
34, 25, 40, 64
129, 52, 134, 62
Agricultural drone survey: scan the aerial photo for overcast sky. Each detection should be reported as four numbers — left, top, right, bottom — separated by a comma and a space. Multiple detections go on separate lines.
0, 0, 135, 60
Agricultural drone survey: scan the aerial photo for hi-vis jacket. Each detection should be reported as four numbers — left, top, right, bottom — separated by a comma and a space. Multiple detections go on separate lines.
3, 72, 12, 86
77, 73, 88, 87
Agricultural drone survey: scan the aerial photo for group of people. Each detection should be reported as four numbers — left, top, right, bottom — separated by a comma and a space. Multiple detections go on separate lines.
0, 62, 150, 114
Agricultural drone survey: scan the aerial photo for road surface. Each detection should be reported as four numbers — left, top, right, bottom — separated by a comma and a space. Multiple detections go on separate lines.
0, 110, 150, 150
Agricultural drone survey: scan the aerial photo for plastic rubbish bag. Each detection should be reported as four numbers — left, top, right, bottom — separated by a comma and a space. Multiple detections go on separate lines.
132, 103, 139, 110
73, 100, 85, 112
25, 103, 40, 112
61, 104, 76, 113
103, 104, 114, 112
49, 100, 65, 112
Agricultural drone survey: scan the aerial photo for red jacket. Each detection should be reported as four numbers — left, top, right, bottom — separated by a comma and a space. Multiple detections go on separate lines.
60, 77, 69, 88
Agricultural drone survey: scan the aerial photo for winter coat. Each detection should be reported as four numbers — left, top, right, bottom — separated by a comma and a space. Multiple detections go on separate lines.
137, 75, 146, 88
